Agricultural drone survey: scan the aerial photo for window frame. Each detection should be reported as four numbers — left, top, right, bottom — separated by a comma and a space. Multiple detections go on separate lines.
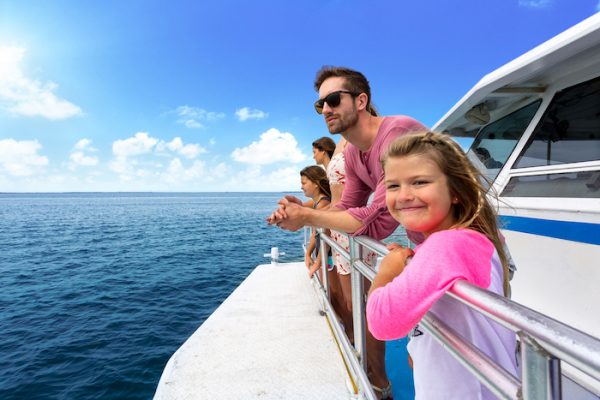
491, 70, 600, 215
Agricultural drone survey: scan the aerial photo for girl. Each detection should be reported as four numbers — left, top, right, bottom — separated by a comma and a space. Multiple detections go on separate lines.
366, 131, 517, 399
300, 166, 332, 279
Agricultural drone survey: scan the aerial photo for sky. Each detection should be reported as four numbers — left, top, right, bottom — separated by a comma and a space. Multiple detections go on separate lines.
1, 0, 599, 192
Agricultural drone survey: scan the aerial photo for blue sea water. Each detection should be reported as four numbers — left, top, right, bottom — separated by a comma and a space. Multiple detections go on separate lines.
0, 192, 304, 400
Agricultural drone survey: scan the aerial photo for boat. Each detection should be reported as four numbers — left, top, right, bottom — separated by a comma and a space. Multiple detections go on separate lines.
432, 11, 600, 397
155, 13, 600, 399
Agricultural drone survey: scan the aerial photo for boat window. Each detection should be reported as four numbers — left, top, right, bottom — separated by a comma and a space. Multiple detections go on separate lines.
467, 100, 541, 182
514, 76, 600, 168
501, 170, 600, 198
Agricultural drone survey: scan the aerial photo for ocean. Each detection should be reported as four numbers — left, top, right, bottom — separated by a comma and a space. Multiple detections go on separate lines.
0, 192, 304, 400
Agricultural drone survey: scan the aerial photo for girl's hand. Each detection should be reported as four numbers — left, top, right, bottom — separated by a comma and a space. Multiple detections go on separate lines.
386, 242, 403, 251
378, 246, 414, 279
369, 245, 414, 295
304, 253, 312, 269
308, 262, 320, 278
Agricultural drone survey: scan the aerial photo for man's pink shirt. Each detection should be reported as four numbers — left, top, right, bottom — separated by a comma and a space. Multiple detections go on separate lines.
335, 116, 427, 240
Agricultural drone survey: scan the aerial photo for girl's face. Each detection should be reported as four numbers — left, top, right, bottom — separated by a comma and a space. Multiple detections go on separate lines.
384, 154, 457, 238
312, 147, 325, 165
301, 175, 319, 198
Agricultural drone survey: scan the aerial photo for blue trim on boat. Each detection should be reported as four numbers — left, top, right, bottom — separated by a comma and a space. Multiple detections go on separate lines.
499, 215, 600, 245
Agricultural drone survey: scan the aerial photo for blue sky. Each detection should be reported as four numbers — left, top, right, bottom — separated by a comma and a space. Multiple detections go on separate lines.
1, 0, 598, 192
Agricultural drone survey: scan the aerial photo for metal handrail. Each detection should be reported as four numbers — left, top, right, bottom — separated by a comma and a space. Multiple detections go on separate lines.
307, 226, 378, 399
448, 281, 600, 382
311, 265, 377, 400
313, 228, 600, 400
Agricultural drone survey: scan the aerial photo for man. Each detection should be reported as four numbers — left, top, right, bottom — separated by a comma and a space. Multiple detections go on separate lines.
268, 66, 427, 399
269, 67, 425, 238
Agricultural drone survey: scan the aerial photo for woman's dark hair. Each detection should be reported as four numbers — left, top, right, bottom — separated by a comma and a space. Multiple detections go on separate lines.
300, 165, 331, 198
312, 137, 336, 158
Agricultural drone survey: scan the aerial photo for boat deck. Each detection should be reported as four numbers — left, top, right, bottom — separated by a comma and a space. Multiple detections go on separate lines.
154, 262, 351, 399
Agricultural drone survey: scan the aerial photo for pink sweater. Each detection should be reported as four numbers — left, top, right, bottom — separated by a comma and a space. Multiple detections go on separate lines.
336, 116, 427, 240
367, 229, 517, 399
366, 229, 494, 339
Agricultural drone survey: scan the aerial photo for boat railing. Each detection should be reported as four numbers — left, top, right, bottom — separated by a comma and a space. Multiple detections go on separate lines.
311, 228, 600, 400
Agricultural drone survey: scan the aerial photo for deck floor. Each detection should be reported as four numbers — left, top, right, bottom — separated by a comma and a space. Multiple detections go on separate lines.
154, 262, 351, 399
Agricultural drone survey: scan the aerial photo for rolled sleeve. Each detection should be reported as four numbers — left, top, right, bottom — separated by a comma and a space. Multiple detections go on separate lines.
346, 175, 398, 240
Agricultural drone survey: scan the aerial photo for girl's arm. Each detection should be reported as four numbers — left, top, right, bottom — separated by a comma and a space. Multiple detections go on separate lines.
308, 199, 331, 276
308, 254, 321, 277
305, 231, 316, 269
366, 229, 495, 340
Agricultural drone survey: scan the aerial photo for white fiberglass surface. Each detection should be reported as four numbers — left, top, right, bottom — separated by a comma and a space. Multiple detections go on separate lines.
503, 230, 600, 339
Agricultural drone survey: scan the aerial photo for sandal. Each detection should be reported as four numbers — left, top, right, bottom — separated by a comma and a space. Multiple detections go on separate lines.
371, 382, 393, 399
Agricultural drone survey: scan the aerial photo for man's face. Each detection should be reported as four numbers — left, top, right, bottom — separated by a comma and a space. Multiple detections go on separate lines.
318, 77, 359, 134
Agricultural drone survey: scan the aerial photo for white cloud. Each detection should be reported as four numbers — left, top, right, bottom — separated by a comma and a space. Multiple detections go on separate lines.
74, 138, 96, 151
0, 47, 82, 119
109, 133, 156, 179
156, 137, 206, 159
518, 0, 551, 8
231, 128, 306, 165
162, 158, 206, 182
69, 151, 98, 168
109, 132, 210, 183
0, 138, 49, 176
218, 164, 300, 191
109, 156, 135, 176
68, 138, 98, 170
210, 162, 228, 180
175, 105, 225, 129
112, 132, 158, 157
235, 107, 268, 121
179, 144, 205, 159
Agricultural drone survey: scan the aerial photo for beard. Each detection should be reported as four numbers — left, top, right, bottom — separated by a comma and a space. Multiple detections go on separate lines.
326, 105, 359, 134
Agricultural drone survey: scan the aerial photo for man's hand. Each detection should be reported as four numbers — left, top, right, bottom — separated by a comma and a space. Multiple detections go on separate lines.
267, 196, 306, 232
266, 195, 304, 226
283, 195, 303, 206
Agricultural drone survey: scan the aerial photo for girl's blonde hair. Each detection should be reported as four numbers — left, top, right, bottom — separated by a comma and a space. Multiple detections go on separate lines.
300, 165, 331, 199
382, 131, 510, 296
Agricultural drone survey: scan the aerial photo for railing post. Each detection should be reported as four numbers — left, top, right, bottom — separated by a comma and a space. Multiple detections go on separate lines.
519, 332, 562, 400
349, 235, 367, 370
318, 228, 330, 300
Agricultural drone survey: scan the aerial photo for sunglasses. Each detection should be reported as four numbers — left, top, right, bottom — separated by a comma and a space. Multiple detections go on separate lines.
314, 90, 358, 114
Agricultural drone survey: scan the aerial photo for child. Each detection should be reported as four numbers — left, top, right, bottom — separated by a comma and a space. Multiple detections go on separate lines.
299, 166, 333, 278
366, 131, 518, 399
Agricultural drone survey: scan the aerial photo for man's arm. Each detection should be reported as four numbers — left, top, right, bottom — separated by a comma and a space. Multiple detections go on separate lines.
274, 198, 365, 233
345, 175, 399, 240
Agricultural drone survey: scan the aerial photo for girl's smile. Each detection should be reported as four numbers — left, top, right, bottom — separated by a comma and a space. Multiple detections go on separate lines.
384, 154, 457, 238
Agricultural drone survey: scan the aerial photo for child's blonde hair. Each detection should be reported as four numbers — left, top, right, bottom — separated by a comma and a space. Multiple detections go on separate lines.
382, 131, 510, 296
